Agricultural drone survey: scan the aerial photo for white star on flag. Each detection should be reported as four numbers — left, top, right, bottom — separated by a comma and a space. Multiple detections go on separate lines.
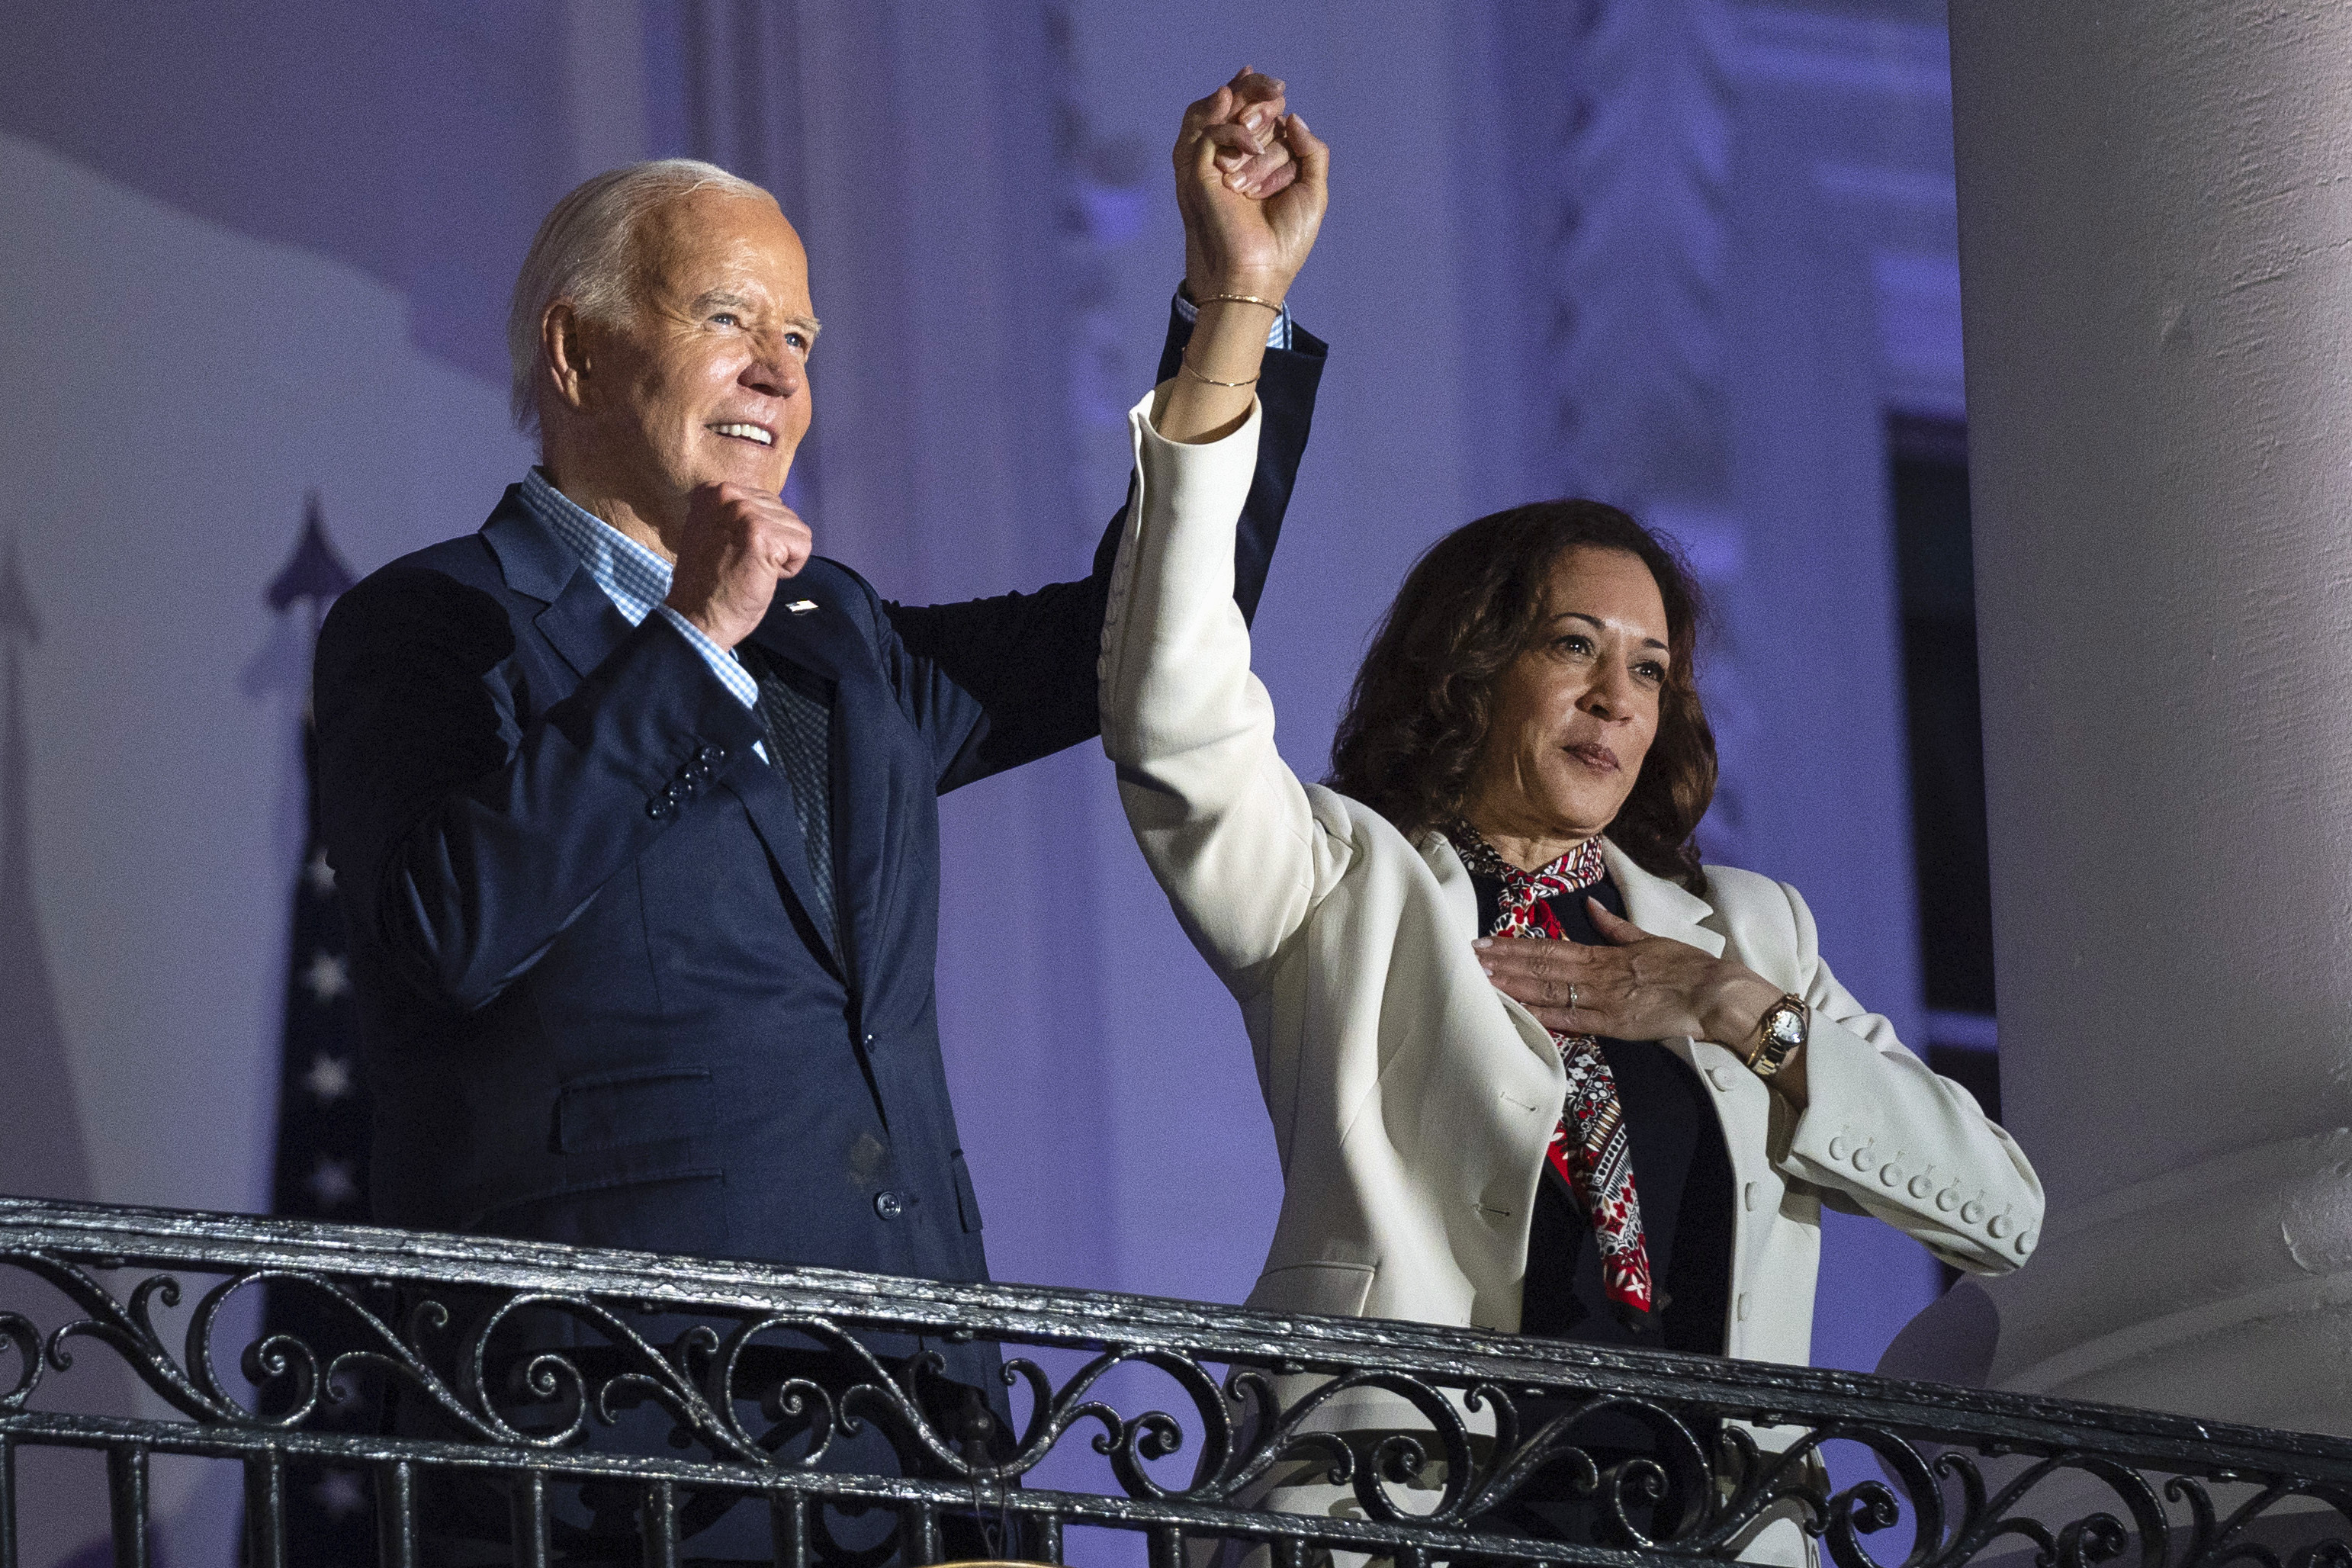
301, 949, 350, 1004
304, 847, 336, 895
304, 1052, 354, 1102
308, 1158, 358, 1209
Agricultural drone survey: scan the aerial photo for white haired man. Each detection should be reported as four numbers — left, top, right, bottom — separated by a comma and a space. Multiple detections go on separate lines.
313, 72, 1325, 1560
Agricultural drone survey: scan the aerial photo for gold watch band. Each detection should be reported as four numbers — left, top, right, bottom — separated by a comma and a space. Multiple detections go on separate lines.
1747, 993, 1807, 1079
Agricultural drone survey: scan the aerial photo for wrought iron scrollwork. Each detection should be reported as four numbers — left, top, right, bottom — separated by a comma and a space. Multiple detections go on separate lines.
5, 1197, 2352, 1568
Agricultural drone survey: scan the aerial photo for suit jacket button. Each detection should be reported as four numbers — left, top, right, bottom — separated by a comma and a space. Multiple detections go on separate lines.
874, 1191, 906, 1220
1961, 1200, 1986, 1225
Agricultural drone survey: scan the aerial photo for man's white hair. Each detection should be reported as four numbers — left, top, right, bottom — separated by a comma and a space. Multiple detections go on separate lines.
506, 158, 772, 435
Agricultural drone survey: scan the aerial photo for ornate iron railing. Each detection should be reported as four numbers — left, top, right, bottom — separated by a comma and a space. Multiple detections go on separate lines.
2, 1194, 2348, 1568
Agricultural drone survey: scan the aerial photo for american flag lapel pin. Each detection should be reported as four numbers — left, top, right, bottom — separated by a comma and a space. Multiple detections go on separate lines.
786, 599, 819, 615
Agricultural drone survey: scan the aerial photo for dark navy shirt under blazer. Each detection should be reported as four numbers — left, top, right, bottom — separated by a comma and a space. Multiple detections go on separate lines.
313, 313, 1325, 1369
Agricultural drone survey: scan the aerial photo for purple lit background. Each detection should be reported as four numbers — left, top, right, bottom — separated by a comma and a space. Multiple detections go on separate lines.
0, 0, 1960, 1557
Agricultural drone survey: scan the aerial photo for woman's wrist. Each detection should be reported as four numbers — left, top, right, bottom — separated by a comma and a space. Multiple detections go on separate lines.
1156, 299, 1267, 444
1701, 967, 1785, 1056
1188, 268, 1294, 306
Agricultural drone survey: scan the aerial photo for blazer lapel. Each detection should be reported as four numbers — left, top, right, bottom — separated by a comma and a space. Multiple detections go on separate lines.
1417, 831, 1733, 1064
479, 492, 636, 680
1415, 831, 1565, 1072
1602, 840, 1726, 959
481, 490, 845, 972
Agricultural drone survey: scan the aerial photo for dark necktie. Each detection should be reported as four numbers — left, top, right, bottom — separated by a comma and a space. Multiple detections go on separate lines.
737, 643, 837, 943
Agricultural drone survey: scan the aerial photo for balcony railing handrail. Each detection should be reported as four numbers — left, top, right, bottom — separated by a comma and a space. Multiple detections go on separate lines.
7, 1194, 2345, 1476
5, 1193, 2350, 1568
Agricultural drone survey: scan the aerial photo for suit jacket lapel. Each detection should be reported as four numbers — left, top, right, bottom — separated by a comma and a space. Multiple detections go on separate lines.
481, 492, 846, 972
480, 492, 637, 681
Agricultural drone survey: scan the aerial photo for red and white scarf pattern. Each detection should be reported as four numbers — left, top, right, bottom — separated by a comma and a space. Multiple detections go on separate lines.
1448, 824, 1656, 1328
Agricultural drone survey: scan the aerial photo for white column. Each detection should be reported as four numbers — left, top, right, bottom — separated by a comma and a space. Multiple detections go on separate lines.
1944, 2, 2352, 1434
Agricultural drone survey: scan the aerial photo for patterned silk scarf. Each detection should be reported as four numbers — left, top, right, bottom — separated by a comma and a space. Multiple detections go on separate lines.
1448, 823, 1657, 1329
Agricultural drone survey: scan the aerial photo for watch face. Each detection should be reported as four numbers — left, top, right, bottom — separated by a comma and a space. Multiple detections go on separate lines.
1766, 1005, 1805, 1049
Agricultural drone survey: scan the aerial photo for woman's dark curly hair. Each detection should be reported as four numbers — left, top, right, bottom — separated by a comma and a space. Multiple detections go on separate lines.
1325, 500, 1717, 892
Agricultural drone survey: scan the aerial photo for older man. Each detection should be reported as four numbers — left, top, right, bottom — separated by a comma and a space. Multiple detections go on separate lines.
313, 75, 1322, 1559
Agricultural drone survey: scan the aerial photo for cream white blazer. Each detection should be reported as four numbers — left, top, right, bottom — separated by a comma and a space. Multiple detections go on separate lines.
1099, 392, 2045, 1367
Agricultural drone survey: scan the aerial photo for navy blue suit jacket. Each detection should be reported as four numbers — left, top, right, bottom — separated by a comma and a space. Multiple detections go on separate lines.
314, 315, 1324, 1316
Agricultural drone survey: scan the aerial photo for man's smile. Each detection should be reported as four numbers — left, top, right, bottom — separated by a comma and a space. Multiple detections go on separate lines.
708, 421, 776, 446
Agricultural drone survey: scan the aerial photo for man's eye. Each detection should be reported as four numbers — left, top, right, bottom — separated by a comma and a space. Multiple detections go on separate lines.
710, 312, 740, 327
785, 332, 809, 354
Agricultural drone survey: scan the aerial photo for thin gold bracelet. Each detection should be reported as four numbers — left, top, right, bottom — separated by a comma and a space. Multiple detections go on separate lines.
1180, 358, 1260, 388
1196, 292, 1285, 314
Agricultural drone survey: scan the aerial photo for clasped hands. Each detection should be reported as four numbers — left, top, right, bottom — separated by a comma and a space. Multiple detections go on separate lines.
665, 70, 1314, 650
1477, 901, 1798, 1090
1177, 66, 1326, 304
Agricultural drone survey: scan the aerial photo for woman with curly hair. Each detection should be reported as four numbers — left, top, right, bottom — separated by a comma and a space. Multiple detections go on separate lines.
1108, 156, 2040, 1555
1116, 92, 2037, 1560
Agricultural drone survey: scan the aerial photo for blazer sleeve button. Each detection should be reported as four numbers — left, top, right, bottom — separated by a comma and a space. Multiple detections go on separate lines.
1908, 1174, 1933, 1199
1827, 1136, 1849, 1160
1936, 1187, 1961, 1213
873, 1191, 907, 1221
1961, 1200, 1986, 1225
1878, 1162, 1902, 1187
1988, 1212, 2013, 1239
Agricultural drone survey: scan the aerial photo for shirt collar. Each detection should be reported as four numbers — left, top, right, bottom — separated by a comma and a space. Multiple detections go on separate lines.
518, 467, 674, 626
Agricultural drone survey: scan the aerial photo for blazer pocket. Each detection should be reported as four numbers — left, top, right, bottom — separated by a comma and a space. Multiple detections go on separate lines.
554, 1068, 715, 1153
1251, 1260, 1376, 1319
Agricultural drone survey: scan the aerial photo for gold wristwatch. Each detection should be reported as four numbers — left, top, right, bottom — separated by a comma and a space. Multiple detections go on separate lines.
1746, 994, 1807, 1079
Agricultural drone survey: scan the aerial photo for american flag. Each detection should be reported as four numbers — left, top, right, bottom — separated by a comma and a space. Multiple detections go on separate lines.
256, 495, 378, 1556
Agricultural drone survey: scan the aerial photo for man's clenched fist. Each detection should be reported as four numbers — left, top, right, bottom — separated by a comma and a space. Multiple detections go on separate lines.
664, 482, 813, 649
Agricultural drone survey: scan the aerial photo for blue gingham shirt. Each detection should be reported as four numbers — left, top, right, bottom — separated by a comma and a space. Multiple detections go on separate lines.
517, 468, 762, 714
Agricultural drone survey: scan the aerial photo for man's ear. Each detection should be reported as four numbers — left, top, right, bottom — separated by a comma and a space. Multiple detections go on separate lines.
541, 302, 595, 416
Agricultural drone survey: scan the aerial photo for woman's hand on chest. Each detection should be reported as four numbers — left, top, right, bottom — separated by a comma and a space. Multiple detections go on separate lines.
1475, 898, 1785, 1054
